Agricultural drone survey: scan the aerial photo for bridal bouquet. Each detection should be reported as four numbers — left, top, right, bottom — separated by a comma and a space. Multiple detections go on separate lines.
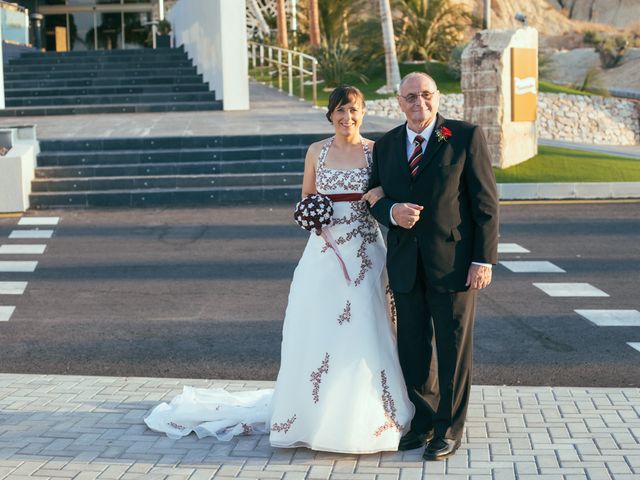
293, 194, 333, 235
294, 194, 351, 284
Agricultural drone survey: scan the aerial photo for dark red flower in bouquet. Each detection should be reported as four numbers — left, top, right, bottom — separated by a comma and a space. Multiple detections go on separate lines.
436, 126, 452, 143
293, 194, 334, 235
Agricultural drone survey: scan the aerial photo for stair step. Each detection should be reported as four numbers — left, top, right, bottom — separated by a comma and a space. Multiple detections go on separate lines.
7, 91, 217, 107
4, 66, 198, 80
6, 76, 205, 89
5, 61, 194, 73
32, 173, 303, 192
7, 56, 189, 66
36, 159, 305, 177
19, 47, 182, 58
37, 146, 305, 166
0, 101, 222, 117
6, 84, 209, 98
38, 134, 326, 152
30, 185, 299, 208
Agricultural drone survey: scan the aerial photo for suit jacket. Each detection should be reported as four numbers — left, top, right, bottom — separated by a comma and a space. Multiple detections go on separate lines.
369, 114, 499, 293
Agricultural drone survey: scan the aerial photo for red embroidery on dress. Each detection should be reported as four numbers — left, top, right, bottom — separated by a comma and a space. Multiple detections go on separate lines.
271, 414, 297, 433
373, 370, 403, 437
338, 301, 351, 325
310, 352, 330, 403
316, 138, 371, 193
315, 138, 377, 286
386, 284, 397, 326
168, 421, 186, 431
324, 204, 378, 286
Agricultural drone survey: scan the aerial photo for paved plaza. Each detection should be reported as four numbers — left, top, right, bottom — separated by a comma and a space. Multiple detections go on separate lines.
1, 374, 639, 480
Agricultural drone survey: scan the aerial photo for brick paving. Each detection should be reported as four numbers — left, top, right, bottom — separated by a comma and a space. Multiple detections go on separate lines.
0, 374, 638, 479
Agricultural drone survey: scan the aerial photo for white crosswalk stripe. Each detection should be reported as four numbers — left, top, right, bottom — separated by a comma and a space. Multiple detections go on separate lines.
0, 261, 38, 272
500, 261, 565, 273
575, 309, 640, 327
0, 244, 47, 254
9, 230, 54, 239
533, 283, 609, 297
0, 282, 28, 295
627, 343, 640, 353
498, 243, 530, 253
0, 306, 15, 322
18, 217, 60, 226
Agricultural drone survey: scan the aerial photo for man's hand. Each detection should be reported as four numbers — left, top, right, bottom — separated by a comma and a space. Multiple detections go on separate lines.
465, 264, 492, 290
391, 203, 424, 229
363, 186, 385, 207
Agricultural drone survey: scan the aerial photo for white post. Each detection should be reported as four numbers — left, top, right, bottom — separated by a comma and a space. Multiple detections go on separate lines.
167, 0, 249, 110
158, 0, 165, 21
0, 22, 5, 110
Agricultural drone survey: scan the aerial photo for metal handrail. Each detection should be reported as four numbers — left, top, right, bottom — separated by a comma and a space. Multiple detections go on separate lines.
248, 41, 319, 106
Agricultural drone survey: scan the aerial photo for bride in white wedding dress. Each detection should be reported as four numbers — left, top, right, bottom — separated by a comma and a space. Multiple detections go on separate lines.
144, 86, 413, 454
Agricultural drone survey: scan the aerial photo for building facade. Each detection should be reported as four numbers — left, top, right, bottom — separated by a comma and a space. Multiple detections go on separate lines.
14, 0, 167, 51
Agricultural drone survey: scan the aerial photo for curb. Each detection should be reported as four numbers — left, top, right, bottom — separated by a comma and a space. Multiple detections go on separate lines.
498, 182, 640, 200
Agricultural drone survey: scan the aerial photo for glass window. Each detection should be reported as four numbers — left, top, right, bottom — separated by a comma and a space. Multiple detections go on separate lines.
43, 13, 66, 51
68, 11, 94, 50
124, 11, 150, 49
96, 11, 121, 49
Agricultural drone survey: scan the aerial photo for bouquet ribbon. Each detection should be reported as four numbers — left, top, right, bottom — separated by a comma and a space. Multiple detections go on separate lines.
320, 229, 351, 285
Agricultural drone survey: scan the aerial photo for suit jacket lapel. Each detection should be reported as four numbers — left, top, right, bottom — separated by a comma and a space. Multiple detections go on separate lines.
394, 123, 412, 184
413, 114, 446, 181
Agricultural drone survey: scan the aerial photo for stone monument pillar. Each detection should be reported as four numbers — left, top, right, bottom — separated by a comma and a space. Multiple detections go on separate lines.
461, 27, 538, 168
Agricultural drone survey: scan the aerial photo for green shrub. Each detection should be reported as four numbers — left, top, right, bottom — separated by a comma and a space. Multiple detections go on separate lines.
596, 35, 629, 69
317, 44, 368, 88
583, 30, 600, 46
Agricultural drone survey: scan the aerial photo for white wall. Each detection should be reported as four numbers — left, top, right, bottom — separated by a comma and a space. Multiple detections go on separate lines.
0, 23, 5, 110
168, 0, 249, 111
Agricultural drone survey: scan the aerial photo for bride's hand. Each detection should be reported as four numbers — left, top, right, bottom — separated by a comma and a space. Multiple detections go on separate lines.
362, 186, 385, 206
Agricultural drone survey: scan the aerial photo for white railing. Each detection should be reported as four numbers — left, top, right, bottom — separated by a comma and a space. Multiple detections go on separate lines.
248, 41, 319, 106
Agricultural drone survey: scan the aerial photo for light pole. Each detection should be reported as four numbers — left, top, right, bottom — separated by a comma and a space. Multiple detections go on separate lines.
291, 0, 297, 49
484, 0, 491, 29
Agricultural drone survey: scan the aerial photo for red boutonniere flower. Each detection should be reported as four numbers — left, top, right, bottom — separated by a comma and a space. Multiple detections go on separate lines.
436, 126, 452, 143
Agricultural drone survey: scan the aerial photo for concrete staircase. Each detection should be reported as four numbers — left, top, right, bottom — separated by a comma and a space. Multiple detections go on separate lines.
1, 47, 222, 116
29, 134, 331, 208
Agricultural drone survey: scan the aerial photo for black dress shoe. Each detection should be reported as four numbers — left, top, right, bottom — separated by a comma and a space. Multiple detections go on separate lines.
398, 429, 434, 451
422, 437, 461, 461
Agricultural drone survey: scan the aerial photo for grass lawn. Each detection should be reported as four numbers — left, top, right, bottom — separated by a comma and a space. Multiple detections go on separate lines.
250, 61, 460, 106
494, 146, 640, 183
539, 81, 591, 96
251, 62, 591, 106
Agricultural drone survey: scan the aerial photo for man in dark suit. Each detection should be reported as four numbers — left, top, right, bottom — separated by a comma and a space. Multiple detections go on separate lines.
368, 72, 499, 460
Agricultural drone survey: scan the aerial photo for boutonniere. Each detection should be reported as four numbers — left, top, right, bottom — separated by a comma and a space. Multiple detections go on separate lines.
436, 126, 452, 143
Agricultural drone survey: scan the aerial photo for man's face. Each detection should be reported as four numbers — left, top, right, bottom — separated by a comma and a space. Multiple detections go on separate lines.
397, 76, 440, 131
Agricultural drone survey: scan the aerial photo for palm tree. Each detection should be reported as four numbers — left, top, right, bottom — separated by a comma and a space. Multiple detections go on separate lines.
276, 0, 288, 48
308, 0, 321, 48
396, 0, 473, 62
316, 0, 368, 48
378, 0, 401, 93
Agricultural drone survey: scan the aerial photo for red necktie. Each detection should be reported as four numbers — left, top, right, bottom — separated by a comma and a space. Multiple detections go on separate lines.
408, 135, 425, 177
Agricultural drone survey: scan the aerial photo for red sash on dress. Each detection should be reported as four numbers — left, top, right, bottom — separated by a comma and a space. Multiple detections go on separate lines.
326, 193, 363, 202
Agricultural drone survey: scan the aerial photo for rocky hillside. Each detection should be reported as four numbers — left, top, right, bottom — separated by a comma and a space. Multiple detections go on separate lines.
548, 0, 639, 28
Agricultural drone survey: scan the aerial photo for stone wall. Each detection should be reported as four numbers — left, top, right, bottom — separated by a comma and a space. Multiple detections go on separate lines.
365, 93, 640, 146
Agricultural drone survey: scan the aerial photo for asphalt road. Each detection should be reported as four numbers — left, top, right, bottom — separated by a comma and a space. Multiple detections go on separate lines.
0, 201, 638, 387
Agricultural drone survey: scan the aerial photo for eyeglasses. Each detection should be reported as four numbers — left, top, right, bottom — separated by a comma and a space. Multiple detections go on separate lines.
398, 91, 438, 104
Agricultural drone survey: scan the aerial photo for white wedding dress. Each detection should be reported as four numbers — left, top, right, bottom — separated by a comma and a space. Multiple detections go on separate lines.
145, 137, 414, 453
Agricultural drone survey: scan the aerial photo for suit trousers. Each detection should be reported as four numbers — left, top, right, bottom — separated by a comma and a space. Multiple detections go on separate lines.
393, 250, 476, 441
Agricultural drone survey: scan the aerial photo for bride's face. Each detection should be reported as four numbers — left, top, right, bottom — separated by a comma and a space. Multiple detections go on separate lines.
330, 98, 365, 136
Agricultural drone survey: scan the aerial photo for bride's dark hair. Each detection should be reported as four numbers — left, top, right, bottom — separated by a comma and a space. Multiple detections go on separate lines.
326, 85, 365, 123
